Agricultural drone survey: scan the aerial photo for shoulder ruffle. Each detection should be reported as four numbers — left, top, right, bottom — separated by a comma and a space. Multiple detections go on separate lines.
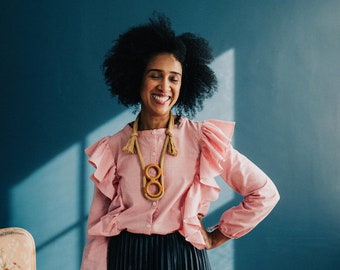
85, 136, 117, 199
200, 120, 235, 176
180, 120, 235, 249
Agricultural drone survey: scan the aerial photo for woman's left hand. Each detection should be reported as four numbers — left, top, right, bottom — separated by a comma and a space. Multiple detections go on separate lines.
198, 214, 231, 250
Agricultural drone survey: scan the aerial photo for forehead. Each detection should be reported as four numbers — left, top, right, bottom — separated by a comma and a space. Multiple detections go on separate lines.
146, 53, 182, 74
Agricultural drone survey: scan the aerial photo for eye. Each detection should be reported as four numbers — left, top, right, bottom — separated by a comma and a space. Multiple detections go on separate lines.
147, 71, 162, 79
170, 76, 180, 83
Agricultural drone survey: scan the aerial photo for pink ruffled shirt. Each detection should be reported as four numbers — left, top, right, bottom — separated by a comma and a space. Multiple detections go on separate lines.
81, 117, 279, 270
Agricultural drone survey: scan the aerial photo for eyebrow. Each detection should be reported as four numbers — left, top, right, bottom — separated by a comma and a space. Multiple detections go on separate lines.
146, 69, 182, 76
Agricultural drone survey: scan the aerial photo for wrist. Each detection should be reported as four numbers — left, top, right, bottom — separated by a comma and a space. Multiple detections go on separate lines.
211, 229, 231, 248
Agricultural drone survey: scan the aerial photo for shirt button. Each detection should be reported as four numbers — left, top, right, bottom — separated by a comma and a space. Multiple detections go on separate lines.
151, 152, 156, 156
151, 130, 156, 135
146, 224, 151, 228
152, 202, 157, 208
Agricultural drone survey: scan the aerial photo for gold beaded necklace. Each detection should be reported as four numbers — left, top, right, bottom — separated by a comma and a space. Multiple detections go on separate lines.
123, 113, 178, 200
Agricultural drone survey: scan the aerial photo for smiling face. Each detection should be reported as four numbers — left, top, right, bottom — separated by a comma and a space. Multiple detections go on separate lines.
140, 53, 182, 120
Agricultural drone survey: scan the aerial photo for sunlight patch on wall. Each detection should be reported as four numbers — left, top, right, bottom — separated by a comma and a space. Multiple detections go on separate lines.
86, 110, 135, 144
9, 143, 82, 269
195, 48, 234, 121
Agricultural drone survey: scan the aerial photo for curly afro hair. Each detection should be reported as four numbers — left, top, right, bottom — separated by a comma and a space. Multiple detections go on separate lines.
103, 14, 217, 118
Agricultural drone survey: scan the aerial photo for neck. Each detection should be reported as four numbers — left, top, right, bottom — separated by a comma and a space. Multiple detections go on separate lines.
139, 111, 171, 130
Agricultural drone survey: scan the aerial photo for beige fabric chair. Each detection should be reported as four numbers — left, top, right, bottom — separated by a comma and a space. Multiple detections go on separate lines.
0, 227, 36, 270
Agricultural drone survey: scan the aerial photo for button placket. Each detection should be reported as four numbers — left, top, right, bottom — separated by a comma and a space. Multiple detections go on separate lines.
150, 130, 158, 162
151, 201, 159, 222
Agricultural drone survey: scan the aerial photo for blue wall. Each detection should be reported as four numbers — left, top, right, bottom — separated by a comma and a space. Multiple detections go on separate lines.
2, 1, 339, 269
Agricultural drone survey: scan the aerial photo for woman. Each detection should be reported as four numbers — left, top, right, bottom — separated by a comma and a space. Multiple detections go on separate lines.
81, 14, 279, 270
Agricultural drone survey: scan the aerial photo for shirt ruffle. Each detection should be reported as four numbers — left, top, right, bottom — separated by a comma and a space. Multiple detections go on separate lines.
180, 120, 235, 249
85, 136, 117, 200
88, 195, 125, 236
85, 136, 124, 236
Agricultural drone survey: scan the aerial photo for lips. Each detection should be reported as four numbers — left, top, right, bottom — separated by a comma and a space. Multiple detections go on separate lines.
151, 94, 171, 104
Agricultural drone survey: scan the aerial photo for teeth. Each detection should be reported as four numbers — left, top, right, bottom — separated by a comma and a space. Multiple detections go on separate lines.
152, 95, 170, 102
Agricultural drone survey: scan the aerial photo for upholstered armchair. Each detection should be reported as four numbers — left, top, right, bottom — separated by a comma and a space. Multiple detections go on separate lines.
0, 227, 36, 270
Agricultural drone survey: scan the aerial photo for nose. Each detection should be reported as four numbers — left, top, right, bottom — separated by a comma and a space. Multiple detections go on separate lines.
158, 78, 170, 92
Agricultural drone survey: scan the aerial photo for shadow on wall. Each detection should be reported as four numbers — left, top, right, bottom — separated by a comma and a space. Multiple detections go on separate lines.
2, 0, 340, 269
229, 1, 340, 269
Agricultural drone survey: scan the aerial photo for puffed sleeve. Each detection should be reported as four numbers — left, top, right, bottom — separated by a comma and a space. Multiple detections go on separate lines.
200, 120, 279, 239
80, 137, 118, 270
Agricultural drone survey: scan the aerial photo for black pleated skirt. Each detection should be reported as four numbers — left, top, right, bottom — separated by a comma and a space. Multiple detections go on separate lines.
107, 230, 211, 270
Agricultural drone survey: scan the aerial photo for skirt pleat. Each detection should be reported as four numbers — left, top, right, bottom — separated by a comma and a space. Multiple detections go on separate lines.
107, 230, 211, 270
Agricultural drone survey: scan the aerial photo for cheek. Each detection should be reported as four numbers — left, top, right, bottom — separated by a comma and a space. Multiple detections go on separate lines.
140, 80, 151, 96
141, 79, 156, 92
174, 86, 181, 98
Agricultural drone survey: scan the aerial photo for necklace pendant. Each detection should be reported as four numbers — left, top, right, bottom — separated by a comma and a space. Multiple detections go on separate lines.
143, 163, 164, 200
